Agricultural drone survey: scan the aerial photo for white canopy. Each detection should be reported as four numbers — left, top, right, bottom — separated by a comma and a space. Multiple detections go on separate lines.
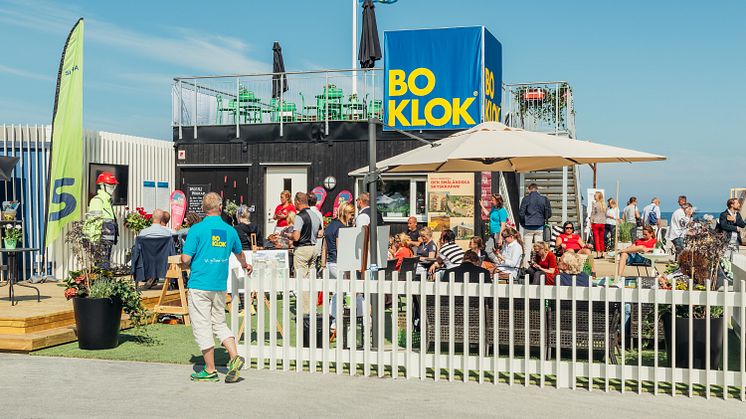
350, 122, 665, 175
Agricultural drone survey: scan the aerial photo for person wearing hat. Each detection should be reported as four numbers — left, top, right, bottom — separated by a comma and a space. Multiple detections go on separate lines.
84, 171, 119, 268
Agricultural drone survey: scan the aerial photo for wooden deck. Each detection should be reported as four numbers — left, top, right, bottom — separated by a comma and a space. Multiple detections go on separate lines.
0, 281, 181, 352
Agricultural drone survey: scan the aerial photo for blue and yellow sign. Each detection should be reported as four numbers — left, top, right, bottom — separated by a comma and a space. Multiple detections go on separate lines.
383, 26, 502, 131
211, 229, 227, 248
483, 29, 502, 123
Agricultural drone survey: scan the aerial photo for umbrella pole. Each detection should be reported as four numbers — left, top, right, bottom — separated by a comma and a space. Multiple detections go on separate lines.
368, 118, 379, 348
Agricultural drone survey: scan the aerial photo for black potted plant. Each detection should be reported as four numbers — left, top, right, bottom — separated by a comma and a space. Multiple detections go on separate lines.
659, 219, 727, 369
62, 220, 147, 349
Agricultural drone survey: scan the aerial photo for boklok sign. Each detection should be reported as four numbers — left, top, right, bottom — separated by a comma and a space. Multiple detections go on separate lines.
383, 26, 502, 131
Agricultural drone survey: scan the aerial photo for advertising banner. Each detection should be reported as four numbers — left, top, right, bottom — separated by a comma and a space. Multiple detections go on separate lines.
384, 27, 482, 131
483, 28, 502, 123
427, 173, 475, 241
480, 171, 492, 221
46, 18, 84, 246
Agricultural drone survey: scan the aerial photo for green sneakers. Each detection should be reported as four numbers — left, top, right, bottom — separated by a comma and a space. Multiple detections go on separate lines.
190, 368, 219, 382
190, 356, 245, 383
225, 355, 245, 383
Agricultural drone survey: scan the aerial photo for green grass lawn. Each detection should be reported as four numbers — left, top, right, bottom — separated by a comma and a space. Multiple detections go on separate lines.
32, 323, 228, 366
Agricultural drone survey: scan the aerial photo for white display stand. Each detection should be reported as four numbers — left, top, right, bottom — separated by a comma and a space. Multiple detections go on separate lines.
337, 225, 390, 272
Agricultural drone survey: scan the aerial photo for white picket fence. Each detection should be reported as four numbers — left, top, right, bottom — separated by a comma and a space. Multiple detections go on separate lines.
230, 258, 746, 400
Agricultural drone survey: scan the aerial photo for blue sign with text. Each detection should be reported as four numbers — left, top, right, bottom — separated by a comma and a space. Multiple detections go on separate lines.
383, 26, 502, 131
483, 29, 502, 123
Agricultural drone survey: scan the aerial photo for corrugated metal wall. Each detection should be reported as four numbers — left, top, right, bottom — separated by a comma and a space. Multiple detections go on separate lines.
0, 124, 174, 279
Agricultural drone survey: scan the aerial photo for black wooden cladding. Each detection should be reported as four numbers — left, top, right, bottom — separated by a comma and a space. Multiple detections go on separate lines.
174, 121, 518, 238
173, 121, 458, 145
175, 122, 440, 231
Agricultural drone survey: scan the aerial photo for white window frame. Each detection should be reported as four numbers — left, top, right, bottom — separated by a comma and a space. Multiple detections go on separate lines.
354, 174, 428, 223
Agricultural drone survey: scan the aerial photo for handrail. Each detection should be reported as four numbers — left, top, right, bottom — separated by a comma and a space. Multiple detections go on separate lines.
504, 81, 569, 87
174, 67, 383, 82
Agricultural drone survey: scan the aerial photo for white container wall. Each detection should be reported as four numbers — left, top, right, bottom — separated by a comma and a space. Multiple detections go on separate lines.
0, 124, 174, 279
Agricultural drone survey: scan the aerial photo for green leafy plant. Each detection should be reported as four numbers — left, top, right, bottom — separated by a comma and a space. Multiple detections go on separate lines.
123, 207, 152, 234
224, 199, 239, 217
511, 83, 573, 129
618, 221, 634, 243
582, 257, 593, 276
3, 224, 22, 241
61, 220, 148, 328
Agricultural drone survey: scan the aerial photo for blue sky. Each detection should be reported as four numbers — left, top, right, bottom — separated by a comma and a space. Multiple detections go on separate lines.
0, 0, 743, 212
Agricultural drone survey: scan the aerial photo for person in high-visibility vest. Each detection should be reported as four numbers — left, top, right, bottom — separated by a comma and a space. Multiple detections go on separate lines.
84, 171, 119, 268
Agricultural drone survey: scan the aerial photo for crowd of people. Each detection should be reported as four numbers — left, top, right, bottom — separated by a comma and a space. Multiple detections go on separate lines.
144, 184, 745, 291
155, 186, 743, 383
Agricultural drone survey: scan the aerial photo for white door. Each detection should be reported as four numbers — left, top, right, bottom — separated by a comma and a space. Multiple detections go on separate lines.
265, 166, 308, 235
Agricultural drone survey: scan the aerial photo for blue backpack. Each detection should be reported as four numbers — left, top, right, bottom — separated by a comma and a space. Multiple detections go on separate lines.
646, 208, 658, 226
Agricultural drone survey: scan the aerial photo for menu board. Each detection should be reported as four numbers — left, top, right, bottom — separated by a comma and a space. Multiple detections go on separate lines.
186, 184, 210, 216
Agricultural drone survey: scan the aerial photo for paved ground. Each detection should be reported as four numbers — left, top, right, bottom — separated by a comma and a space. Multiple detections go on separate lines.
2, 354, 743, 418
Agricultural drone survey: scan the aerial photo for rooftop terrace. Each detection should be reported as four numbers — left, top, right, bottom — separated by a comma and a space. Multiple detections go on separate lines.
171, 68, 574, 139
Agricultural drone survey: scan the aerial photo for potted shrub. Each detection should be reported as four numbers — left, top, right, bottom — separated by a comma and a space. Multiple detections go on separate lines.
658, 219, 727, 369
617, 220, 634, 249
62, 221, 147, 349
3, 224, 22, 249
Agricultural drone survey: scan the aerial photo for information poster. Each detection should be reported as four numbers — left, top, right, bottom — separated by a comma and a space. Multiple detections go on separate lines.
186, 184, 210, 217
427, 173, 475, 242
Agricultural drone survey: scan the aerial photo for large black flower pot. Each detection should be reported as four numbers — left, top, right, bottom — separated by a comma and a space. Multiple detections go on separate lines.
73, 297, 123, 350
663, 316, 724, 370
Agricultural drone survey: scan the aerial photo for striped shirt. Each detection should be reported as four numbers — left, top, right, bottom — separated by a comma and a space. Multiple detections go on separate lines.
438, 242, 465, 270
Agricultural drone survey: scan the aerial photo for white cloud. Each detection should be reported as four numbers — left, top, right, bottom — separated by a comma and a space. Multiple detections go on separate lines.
0, 64, 54, 82
86, 19, 270, 75
0, 0, 270, 76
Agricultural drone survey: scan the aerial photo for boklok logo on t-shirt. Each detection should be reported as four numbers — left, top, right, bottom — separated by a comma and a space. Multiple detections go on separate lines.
211, 229, 227, 248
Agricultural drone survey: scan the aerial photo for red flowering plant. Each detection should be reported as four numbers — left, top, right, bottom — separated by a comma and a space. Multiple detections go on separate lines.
323, 211, 333, 227
123, 207, 152, 235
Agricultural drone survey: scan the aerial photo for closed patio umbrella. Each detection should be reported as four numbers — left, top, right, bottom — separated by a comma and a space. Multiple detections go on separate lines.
358, 0, 382, 69
350, 122, 665, 175
272, 41, 288, 98
0, 156, 19, 181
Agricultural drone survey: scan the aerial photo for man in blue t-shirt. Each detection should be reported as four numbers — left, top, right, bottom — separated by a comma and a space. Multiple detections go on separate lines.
182, 192, 252, 383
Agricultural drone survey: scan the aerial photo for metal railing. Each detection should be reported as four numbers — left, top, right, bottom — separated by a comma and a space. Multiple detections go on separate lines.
503, 81, 575, 138
172, 68, 384, 138
231, 258, 746, 400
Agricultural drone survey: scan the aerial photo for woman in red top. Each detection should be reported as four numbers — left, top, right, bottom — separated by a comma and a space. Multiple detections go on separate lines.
390, 233, 414, 270
616, 225, 657, 277
555, 221, 592, 255
273, 190, 296, 230
527, 241, 558, 285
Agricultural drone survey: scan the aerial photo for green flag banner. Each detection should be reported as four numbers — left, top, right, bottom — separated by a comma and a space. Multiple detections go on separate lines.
45, 18, 84, 246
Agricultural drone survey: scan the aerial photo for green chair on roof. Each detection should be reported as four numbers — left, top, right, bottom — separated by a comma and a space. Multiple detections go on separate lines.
367, 98, 383, 120
238, 88, 262, 123
344, 94, 365, 121
216, 95, 238, 125
315, 84, 343, 121
269, 98, 297, 123
299, 93, 317, 122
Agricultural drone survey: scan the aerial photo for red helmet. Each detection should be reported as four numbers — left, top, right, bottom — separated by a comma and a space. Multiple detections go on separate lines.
96, 171, 119, 185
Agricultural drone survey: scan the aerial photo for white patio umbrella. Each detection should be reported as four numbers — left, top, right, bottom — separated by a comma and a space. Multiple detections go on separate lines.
350, 121, 665, 175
